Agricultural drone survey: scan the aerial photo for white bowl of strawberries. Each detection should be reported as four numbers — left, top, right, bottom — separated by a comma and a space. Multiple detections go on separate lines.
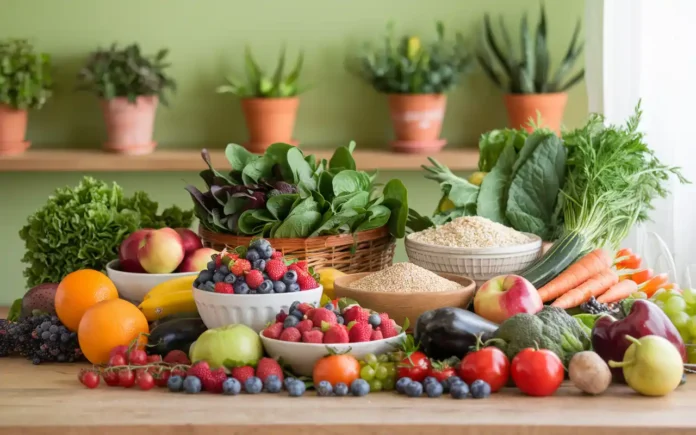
259, 301, 405, 376
192, 240, 323, 332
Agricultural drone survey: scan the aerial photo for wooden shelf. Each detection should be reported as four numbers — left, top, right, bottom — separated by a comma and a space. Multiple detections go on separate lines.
0, 148, 478, 172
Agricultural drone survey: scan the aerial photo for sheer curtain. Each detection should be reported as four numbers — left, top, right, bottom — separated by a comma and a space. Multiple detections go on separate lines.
584, 0, 696, 284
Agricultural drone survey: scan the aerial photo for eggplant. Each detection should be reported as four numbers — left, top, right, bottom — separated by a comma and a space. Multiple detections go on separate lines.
414, 307, 499, 360
147, 317, 207, 356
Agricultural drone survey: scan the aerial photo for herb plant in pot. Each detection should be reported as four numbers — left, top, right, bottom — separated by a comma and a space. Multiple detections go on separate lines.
0, 39, 52, 156
477, 6, 584, 134
348, 22, 473, 153
217, 47, 305, 153
77, 44, 176, 155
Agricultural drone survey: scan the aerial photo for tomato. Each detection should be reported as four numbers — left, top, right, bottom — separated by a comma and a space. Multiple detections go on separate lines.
313, 354, 361, 386
428, 360, 457, 382
118, 369, 136, 388
459, 347, 510, 392
397, 351, 431, 383
510, 348, 564, 397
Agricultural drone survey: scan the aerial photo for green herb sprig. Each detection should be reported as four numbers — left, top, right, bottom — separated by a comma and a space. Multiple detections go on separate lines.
0, 39, 52, 110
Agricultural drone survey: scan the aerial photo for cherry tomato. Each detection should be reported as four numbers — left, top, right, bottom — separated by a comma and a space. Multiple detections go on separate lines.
154, 369, 171, 388
109, 345, 129, 360
108, 354, 126, 367
428, 361, 457, 382
630, 268, 653, 285
459, 347, 510, 392
102, 370, 120, 387
80, 371, 100, 389
128, 349, 148, 366
147, 354, 163, 363
136, 371, 155, 391
397, 351, 431, 383
118, 369, 136, 388
510, 348, 564, 397
313, 354, 361, 386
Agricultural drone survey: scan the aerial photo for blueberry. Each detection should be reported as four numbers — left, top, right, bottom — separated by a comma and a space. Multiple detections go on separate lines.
450, 382, 470, 399
316, 380, 333, 396
203, 281, 216, 292
445, 376, 463, 390
233, 280, 250, 294
283, 270, 298, 285
425, 381, 443, 398
183, 376, 202, 394
273, 281, 287, 293
223, 273, 236, 285
264, 375, 283, 393
206, 261, 216, 271
257, 280, 273, 294
350, 379, 370, 396
368, 313, 382, 327
193, 279, 201, 288
222, 378, 241, 395
244, 376, 263, 394
334, 382, 349, 396
404, 381, 423, 397
288, 283, 300, 292
324, 303, 334, 310
336, 315, 344, 325
218, 265, 230, 275
249, 290, 257, 294
213, 271, 226, 283
284, 316, 299, 328
423, 376, 438, 386
198, 269, 213, 282
287, 380, 306, 397
681, 373, 687, 386
470, 379, 491, 399
245, 248, 260, 263
253, 259, 266, 271
284, 377, 297, 389
396, 377, 413, 394
167, 375, 184, 392
290, 309, 304, 320
289, 301, 301, 313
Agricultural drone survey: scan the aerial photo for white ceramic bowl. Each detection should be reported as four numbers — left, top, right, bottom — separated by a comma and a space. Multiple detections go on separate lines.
106, 260, 198, 303
260, 331, 406, 376
405, 233, 543, 287
193, 286, 323, 332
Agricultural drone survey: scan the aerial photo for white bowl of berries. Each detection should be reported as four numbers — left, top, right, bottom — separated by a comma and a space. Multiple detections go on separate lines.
192, 239, 324, 332
259, 301, 406, 376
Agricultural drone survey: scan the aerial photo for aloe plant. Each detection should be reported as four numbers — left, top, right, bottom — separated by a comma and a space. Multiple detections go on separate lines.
477, 5, 584, 94
217, 46, 305, 98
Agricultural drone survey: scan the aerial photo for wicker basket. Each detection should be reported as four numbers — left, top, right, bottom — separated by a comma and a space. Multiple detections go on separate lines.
199, 225, 396, 274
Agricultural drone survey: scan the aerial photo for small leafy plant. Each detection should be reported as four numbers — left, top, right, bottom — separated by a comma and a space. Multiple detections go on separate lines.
347, 21, 473, 94
216, 46, 305, 98
77, 43, 177, 105
477, 5, 584, 94
0, 39, 52, 110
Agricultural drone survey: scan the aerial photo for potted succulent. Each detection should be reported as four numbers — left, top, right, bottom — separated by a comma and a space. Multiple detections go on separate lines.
348, 22, 473, 153
0, 39, 52, 156
216, 47, 305, 153
477, 6, 584, 134
77, 43, 176, 155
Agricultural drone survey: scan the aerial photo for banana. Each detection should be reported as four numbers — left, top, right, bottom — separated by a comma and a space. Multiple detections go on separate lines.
138, 289, 197, 322
143, 275, 197, 300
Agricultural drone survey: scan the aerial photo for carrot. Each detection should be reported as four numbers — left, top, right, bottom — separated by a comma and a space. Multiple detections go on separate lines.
639, 273, 669, 297
616, 254, 642, 270
615, 248, 633, 259
630, 268, 654, 285
662, 283, 680, 292
551, 268, 620, 309
597, 279, 639, 304
538, 249, 613, 302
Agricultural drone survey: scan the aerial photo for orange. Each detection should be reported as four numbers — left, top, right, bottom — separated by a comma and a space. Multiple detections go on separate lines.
313, 354, 361, 387
55, 269, 119, 332
78, 298, 149, 364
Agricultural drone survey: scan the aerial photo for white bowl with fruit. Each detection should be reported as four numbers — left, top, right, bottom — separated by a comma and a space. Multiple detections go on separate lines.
107, 227, 218, 303
192, 239, 324, 332
259, 301, 406, 376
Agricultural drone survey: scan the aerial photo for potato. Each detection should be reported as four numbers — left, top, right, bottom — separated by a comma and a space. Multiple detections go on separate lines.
569, 351, 612, 395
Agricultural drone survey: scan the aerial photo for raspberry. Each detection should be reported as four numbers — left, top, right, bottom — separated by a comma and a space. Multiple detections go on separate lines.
296, 273, 318, 290
344, 306, 370, 324
214, 282, 234, 294
265, 259, 288, 281
262, 322, 284, 340
311, 308, 337, 326
202, 367, 227, 393
230, 259, 251, 276
163, 350, 190, 365
323, 324, 349, 344
279, 327, 301, 342
302, 330, 324, 343
255, 357, 284, 383
297, 303, 313, 315
370, 329, 384, 341
187, 361, 210, 378
379, 317, 398, 338
296, 319, 314, 334
245, 270, 264, 289
230, 366, 255, 385
275, 310, 288, 323
348, 322, 372, 343
271, 251, 283, 259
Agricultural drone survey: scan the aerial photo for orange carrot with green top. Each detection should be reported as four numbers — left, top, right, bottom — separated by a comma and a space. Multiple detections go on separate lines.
537, 249, 613, 302
640, 273, 670, 297
597, 279, 639, 304
551, 268, 619, 309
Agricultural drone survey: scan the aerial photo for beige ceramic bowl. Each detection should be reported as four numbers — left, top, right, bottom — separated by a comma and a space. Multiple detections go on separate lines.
333, 272, 476, 327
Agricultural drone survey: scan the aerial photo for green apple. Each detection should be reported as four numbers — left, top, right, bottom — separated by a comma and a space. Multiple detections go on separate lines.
189, 324, 263, 369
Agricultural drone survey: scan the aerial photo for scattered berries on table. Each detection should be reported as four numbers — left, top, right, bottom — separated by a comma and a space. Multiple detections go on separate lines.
450, 382, 470, 399
470, 379, 492, 399
222, 378, 242, 395
230, 366, 256, 385
425, 381, 444, 398
256, 358, 284, 383
316, 380, 333, 396
405, 381, 423, 397
396, 377, 413, 394
79, 369, 100, 389
264, 375, 283, 393
183, 376, 202, 394
167, 375, 184, 392
287, 379, 306, 397
350, 379, 371, 396
203, 368, 228, 393
244, 376, 263, 394
334, 382, 349, 396
136, 371, 155, 391
118, 370, 136, 388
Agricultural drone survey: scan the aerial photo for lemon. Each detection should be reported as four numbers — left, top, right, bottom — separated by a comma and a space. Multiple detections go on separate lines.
318, 268, 346, 301
436, 196, 456, 214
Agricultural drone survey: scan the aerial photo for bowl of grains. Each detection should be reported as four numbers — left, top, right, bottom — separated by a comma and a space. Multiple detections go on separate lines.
333, 262, 476, 327
405, 216, 542, 286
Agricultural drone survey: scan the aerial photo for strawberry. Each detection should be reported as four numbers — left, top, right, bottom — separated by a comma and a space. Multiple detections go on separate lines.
262, 322, 284, 340
265, 259, 287, 281
323, 324, 349, 344
428, 358, 458, 382
296, 260, 308, 271
344, 306, 369, 324
379, 317, 398, 338
255, 357, 284, 383
296, 319, 314, 334
230, 366, 255, 385
348, 322, 372, 343
297, 273, 318, 290
287, 261, 308, 274
214, 282, 234, 294
302, 330, 324, 343
275, 310, 288, 323
279, 327, 301, 342
296, 303, 314, 315
305, 308, 316, 320
230, 259, 251, 276
187, 361, 210, 378
202, 367, 228, 393
245, 269, 264, 289
163, 350, 190, 365
271, 250, 283, 259
370, 329, 384, 341
311, 308, 337, 326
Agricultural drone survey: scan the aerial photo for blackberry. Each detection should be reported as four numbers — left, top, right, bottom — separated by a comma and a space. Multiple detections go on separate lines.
0, 319, 14, 357
579, 297, 621, 317
5, 314, 82, 364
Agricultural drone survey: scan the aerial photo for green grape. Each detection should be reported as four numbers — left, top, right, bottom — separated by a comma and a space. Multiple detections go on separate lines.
632, 291, 648, 299
669, 310, 690, 330
382, 377, 395, 391
359, 360, 366, 367
375, 365, 388, 381
369, 379, 383, 392
665, 296, 687, 315
653, 289, 669, 302
383, 363, 396, 377
360, 365, 375, 381
364, 353, 378, 367
683, 288, 696, 305
377, 354, 390, 363
678, 325, 692, 343
688, 344, 696, 364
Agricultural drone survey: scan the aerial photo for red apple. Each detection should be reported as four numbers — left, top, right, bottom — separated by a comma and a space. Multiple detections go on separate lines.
473, 275, 543, 324
175, 228, 203, 255
179, 248, 219, 273
119, 229, 152, 273
137, 228, 185, 274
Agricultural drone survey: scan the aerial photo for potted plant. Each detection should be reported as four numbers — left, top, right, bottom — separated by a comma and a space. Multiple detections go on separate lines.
216, 47, 305, 153
348, 22, 473, 153
77, 43, 176, 155
477, 6, 584, 134
0, 39, 52, 156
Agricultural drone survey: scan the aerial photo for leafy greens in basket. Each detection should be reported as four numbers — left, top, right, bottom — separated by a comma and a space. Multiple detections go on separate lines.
186, 142, 408, 238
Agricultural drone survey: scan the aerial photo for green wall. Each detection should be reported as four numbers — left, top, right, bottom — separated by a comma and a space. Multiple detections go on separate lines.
0, 0, 586, 304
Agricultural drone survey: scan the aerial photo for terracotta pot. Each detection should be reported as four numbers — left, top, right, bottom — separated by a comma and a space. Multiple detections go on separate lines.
504, 92, 568, 135
0, 104, 30, 156
100, 95, 158, 155
241, 97, 299, 153
387, 94, 447, 153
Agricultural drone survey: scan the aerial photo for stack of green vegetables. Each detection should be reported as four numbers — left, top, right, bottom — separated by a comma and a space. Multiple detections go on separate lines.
186, 142, 408, 239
